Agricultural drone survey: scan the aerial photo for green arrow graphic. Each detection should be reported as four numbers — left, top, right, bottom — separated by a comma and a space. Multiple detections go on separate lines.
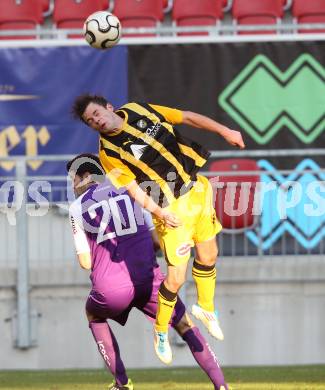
219, 54, 325, 144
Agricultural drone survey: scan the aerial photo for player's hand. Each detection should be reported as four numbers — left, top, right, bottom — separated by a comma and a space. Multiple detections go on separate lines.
224, 129, 245, 149
161, 210, 182, 229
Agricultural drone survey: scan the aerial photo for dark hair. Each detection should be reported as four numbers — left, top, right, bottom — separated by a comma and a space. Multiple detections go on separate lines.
66, 153, 104, 177
72, 94, 108, 122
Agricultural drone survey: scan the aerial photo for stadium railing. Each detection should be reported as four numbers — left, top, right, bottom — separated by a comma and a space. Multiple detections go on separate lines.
1, 22, 325, 40
1, 149, 324, 269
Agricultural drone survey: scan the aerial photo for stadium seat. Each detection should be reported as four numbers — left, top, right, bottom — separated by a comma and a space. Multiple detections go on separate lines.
42, 0, 54, 17
210, 159, 260, 231
232, 0, 284, 35
162, 0, 173, 14
282, 0, 292, 11
53, 0, 109, 38
113, 0, 164, 37
172, 0, 223, 36
42, 0, 48, 12
0, 0, 44, 40
292, 0, 325, 33
222, 0, 233, 12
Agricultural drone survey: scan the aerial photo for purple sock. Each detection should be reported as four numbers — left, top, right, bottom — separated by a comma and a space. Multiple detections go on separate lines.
89, 320, 128, 386
182, 326, 228, 390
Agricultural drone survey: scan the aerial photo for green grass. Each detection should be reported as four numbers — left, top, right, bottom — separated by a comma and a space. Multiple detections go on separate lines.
0, 366, 324, 390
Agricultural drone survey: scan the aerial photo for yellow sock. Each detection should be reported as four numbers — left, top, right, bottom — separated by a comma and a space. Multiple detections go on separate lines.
155, 282, 177, 333
192, 259, 216, 312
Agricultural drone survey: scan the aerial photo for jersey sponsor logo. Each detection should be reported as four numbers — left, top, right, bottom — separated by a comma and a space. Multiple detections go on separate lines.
130, 144, 147, 160
143, 122, 161, 144
176, 243, 192, 257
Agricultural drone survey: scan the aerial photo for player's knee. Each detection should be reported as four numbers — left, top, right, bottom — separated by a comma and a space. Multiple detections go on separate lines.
165, 276, 185, 292
198, 254, 217, 267
198, 246, 218, 266
210, 243, 218, 259
165, 266, 187, 291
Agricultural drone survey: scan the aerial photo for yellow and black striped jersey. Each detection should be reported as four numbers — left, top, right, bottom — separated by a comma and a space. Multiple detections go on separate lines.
99, 102, 210, 207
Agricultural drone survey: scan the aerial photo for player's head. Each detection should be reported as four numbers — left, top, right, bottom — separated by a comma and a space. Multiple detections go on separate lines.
72, 94, 117, 135
66, 153, 105, 196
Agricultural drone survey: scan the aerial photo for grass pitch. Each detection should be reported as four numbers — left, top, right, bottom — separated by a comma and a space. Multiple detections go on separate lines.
0, 366, 324, 390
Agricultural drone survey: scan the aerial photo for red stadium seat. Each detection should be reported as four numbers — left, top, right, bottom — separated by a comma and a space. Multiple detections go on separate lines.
282, 0, 292, 11
172, 0, 223, 36
42, 0, 49, 12
210, 159, 260, 231
232, 0, 283, 35
42, 0, 54, 17
222, 0, 233, 12
53, 0, 109, 38
0, 0, 44, 40
113, 0, 164, 37
162, 0, 173, 14
292, 0, 325, 33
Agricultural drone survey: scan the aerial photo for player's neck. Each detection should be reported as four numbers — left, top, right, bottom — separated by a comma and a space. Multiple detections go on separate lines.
101, 116, 123, 135
77, 181, 98, 196
87, 181, 98, 189
103, 127, 121, 135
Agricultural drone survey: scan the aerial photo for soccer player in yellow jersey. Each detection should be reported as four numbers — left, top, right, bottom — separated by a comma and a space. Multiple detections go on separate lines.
72, 94, 245, 365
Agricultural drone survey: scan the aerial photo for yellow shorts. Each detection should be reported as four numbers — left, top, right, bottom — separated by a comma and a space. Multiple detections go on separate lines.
153, 175, 222, 266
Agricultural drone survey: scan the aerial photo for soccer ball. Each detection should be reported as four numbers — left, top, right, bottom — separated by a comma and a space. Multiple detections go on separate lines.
83, 11, 122, 50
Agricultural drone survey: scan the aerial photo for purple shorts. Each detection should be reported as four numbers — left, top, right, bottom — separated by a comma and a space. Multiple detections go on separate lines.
86, 267, 186, 327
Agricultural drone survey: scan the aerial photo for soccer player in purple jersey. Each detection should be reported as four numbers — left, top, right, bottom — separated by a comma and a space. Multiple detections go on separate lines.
67, 153, 228, 390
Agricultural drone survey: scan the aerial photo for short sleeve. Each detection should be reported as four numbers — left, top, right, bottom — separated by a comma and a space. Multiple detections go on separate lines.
149, 104, 183, 125
99, 149, 136, 188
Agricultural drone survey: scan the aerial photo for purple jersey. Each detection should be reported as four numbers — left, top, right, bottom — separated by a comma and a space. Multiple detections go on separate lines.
69, 180, 158, 291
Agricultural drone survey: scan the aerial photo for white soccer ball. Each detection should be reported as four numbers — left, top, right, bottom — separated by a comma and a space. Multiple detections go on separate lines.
83, 11, 122, 50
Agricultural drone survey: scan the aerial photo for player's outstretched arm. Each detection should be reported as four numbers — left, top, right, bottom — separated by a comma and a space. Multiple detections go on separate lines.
126, 180, 182, 228
182, 110, 245, 149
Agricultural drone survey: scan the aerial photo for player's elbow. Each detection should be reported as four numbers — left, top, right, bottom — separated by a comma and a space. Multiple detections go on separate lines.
77, 253, 92, 270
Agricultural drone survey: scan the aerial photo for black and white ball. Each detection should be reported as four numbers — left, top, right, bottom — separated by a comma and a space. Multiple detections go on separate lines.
83, 11, 122, 50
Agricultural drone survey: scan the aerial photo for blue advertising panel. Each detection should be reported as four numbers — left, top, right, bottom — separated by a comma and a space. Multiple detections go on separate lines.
0, 45, 128, 176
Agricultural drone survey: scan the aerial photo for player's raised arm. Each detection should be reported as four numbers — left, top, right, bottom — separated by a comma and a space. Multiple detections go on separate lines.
181, 110, 245, 149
